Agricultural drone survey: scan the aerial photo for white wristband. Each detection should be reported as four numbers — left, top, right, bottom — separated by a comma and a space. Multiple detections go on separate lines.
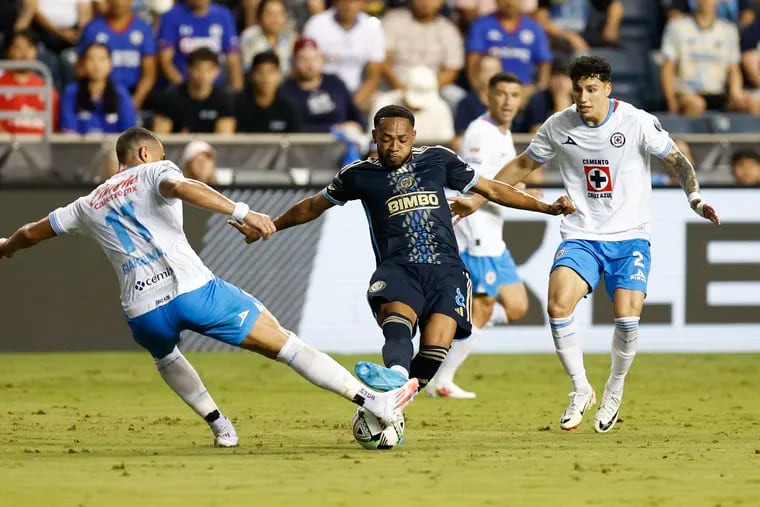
231, 202, 250, 221
687, 191, 702, 204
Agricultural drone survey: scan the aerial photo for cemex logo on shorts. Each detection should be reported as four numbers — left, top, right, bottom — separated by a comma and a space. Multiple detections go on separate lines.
134, 267, 175, 292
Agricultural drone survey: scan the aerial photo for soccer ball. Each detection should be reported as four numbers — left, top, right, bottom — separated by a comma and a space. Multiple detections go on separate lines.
351, 407, 404, 450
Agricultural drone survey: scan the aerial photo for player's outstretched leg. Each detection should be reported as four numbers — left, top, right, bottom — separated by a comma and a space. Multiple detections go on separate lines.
594, 317, 639, 433
154, 347, 238, 447
240, 308, 419, 426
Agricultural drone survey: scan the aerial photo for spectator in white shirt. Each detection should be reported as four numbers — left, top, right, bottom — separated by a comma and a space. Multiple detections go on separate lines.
303, 0, 385, 110
370, 65, 454, 144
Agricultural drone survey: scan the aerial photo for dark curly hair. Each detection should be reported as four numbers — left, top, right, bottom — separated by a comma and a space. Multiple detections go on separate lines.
373, 104, 415, 129
568, 56, 612, 84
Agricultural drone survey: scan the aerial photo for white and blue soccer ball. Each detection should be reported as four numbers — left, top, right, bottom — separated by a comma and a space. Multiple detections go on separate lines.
351, 407, 404, 450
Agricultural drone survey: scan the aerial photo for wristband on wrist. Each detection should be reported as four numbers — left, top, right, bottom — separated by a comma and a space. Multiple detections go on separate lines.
687, 191, 702, 204
231, 202, 250, 221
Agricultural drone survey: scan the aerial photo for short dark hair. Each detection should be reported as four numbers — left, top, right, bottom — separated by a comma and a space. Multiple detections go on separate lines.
187, 47, 219, 67
256, 0, 286, 21
2, 29, 38, 56
251, 50, 280, 70
488, 71, 522, 89
730, 149, 760, 168
568, 56, 612, 83
373, 104, 415, 129
116, 127, 161, 165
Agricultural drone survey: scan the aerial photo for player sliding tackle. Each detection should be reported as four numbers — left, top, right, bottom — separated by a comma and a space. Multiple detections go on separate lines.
0, 127, 418, 447
449, 56, 720, 433
230, 104, 575, 396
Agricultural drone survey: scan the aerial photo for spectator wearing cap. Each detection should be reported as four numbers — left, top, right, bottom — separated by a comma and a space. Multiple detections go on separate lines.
381, 0, 465, 108
156, 0, 243, 91
235, 51, 301, 133
466, 0, 551, 100
78, 0, 157, 110
181, 140, 218, 184
730, 149, 760, 186
519, 58, 572, 133
303, 0, 385, 110
370, 65, 454, 144
239, 0, 298, 75
0, 30, 59, 135
281, 37, 363, 134
153, 47, 236, 133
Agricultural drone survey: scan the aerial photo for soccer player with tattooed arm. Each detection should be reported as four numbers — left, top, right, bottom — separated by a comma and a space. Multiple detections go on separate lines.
449, 56, 720, 433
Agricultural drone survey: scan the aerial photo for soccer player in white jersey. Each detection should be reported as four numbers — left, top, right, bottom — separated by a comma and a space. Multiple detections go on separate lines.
426, 72, 530, 399
0, 127, 419, 447
450, 56, 720, 433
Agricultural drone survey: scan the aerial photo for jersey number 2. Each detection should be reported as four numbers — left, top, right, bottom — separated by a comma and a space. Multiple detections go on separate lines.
106, 202, 153, 253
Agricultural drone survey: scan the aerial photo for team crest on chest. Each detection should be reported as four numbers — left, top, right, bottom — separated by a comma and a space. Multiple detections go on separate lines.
610, 132, 625, 147
583, 159, 613, 199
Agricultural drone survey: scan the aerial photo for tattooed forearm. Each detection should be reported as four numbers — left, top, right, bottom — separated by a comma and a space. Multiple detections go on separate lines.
663, 144, 700, 194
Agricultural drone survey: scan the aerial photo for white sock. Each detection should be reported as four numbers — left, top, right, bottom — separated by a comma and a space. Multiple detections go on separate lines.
431, 325, 480, 385
607, 317, 639, 392
488, 304, 508, 326
390, 365, 409, 378
276, 333, 378, 406
155, 347, 219, 419
550, 316, 591, 394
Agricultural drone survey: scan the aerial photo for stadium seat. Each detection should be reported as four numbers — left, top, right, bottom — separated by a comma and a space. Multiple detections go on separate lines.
612, 79, 645, 107
588, 47, 646, 80
704, 112, 760, 133
620, 0, 658, 23
654, 113, 712, 134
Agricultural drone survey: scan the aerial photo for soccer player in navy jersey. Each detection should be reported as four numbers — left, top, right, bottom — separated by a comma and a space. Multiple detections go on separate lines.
231, 105, 575, 392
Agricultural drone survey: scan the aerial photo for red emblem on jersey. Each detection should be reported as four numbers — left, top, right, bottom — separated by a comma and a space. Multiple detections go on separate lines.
584, 165, 612, 193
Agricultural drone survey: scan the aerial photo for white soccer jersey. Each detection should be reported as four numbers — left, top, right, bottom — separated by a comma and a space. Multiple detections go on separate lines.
49, 161, 214, 318
527, 99, 672, 241
456, 115, 516, 257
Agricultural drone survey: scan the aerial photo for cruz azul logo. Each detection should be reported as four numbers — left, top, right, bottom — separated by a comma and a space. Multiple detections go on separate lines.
583, 159, 612, 199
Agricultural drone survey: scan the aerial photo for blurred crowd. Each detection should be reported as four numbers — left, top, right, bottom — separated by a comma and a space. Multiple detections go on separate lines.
0, 0, 759, 185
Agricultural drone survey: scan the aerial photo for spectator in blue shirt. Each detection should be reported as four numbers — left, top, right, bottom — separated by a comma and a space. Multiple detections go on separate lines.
78, 0, 156, 110
60, 43, 137, 134
281, 37, 363, 133
466, 0, 552, 100
157, 0, 243, 91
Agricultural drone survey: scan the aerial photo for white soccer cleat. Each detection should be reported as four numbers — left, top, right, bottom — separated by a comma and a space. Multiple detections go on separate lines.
593, 388, 623, 433
424, 381, 476, 399
372, 378, 419, 426
559, 389, 596, 431
210, 415, 239, 447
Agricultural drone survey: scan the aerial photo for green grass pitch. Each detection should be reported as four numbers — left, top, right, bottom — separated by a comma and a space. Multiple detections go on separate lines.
1, 352, 758, 507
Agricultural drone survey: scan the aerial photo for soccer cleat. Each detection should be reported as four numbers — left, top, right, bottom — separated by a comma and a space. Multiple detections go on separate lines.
424, 381, 476, 399
372, 378, 420, 427
209, 415, 239, 447
559, 389, 596, 431
593, 388, 623, 433
355, 361, 409, 392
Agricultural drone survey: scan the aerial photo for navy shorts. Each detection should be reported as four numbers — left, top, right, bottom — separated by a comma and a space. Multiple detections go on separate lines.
366, 262, 473, 339
127, 278, 264, 358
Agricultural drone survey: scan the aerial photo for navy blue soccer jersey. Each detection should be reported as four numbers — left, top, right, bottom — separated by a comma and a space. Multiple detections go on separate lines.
322, 146, 480, 266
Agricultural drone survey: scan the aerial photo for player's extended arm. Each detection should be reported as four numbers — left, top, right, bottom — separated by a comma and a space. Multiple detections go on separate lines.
228, 191, 335, 243
470, 177, 575, 217
661, 141, 720, 225
0, 217, 57, 259
160, 177, 277, 238
448, 151, 544, 223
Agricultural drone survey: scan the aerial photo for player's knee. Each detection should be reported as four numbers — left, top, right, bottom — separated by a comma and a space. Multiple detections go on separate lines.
506, 300, 528, 322
381, 312, 414, 340
547, 299, 574, 319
